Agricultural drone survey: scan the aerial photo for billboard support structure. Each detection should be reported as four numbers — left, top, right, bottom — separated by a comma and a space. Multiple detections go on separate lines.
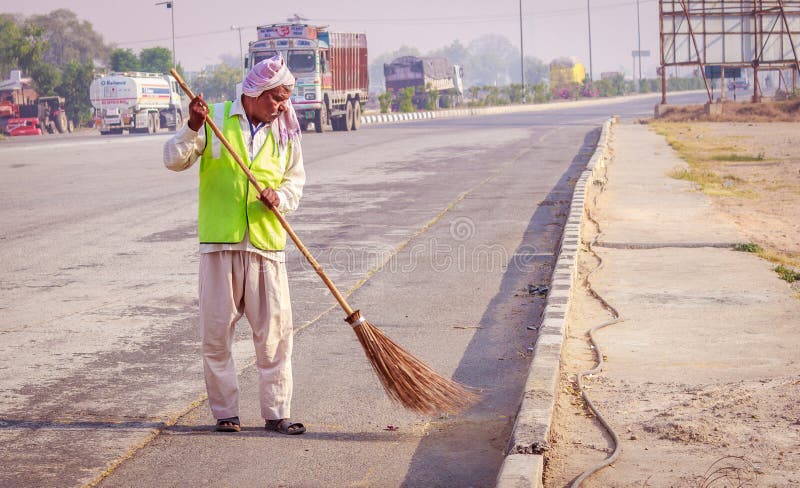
659, 0, 800, 104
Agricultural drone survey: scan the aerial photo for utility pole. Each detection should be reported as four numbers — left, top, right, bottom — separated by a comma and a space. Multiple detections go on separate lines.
519, 0, 526, 101
587, 0, 593, 81
231, 25, 245, 77
636, 0, 642, 89
155, 1, 176, 69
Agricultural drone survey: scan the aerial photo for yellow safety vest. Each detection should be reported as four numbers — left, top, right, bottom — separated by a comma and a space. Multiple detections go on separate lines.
198, 101, 287, 250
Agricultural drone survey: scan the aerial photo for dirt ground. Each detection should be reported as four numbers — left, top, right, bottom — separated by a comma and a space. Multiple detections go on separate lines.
649, 121, 800, 271
543, 118, 800, 486
545, 245, 800, 487
655, 100, 800, 123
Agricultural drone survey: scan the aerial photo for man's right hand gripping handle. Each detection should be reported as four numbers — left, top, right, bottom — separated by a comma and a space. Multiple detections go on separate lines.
188, 93, 208, 132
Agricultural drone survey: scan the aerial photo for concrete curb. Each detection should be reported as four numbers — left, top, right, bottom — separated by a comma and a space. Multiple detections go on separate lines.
359, 93, 662, 127
494, 117, 616, 488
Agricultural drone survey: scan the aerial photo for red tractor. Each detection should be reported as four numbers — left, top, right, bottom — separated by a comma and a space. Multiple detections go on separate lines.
1, 96, 73, 135
36, 96, 72, 134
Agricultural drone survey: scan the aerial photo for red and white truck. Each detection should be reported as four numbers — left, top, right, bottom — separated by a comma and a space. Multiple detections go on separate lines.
247, 23, 368, 132
89, 72, 183, 135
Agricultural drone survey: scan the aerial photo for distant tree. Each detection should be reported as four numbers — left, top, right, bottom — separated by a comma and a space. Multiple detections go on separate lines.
190, 62, 241, 102
483, 85, 506, 105
398, 87, 415, 112
611, 73, 628, 95
423, 83, 439, 110
378, 92, 392, 113
218, 53, 243, 80
56, 60, 95, 125
0, 14, 48, 76
0, 15, 21, 74
428, 39, 469, 67
29, 63, 62, 95
523, 56, 548, 85
465, 35, 518, 87
139, 47, 173, 73
219, 53, 242, 69
506, 83, 525, 104
466, 86, 481, 105
532, 82, 551, 103
110, 49, 140, 72
594, 79, 613, 97
27, 9, 110, 67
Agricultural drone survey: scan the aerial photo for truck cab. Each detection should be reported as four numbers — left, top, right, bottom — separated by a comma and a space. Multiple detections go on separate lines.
247, 24, 368, 133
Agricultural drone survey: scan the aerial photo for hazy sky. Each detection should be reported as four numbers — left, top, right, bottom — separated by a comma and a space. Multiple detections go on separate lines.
1, 0, 661, 78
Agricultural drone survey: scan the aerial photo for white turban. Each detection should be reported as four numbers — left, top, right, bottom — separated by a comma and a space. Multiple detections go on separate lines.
242, 53, 301, 150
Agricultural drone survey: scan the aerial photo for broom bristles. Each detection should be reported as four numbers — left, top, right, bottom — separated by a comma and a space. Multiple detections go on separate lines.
346, 310, 479, 415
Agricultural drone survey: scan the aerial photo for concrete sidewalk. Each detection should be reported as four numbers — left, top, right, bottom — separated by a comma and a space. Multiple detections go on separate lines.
544, 123, 800, 485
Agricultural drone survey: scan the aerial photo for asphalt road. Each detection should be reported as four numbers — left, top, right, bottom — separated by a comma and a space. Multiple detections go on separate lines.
0, 93, 702, 487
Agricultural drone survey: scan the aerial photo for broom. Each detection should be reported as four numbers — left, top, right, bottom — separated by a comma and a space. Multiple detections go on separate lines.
170, 69, 477, 415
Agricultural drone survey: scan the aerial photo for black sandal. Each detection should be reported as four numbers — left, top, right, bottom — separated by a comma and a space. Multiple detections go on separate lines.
215, 416, 241, 432
265, 418, 306, 435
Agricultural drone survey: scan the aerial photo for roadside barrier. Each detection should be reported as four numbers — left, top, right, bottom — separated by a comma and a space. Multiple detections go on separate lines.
494, 117, 616, 488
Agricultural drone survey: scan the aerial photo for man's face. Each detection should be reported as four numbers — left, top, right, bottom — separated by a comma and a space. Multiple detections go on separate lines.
249, 85, 292, 125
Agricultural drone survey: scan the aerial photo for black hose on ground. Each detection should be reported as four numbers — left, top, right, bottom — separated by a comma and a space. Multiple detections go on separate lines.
570, 164, 624, 487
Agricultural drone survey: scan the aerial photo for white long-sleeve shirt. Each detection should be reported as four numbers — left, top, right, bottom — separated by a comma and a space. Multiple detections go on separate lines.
163, 91, 306, 261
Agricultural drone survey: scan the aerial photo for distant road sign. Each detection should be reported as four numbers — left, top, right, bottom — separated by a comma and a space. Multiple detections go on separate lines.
631, 50, 651, 57
704, 66, 742, 79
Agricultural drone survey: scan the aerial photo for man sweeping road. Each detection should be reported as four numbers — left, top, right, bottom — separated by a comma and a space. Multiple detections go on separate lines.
163, 54, 306, 435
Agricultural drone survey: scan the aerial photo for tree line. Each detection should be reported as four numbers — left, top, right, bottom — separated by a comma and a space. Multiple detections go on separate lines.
1, 9, 179, 126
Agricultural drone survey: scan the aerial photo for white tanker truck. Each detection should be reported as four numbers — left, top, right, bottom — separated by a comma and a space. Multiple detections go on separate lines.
89, 72, 183, 135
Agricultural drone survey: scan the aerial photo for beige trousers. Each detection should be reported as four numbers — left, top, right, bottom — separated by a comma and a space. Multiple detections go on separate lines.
199, 251, 293, 421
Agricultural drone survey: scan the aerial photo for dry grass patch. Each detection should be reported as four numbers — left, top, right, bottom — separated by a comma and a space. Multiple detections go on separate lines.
654, 122, 761, 198
709, 153, 764, 162
667, 166, 757, 198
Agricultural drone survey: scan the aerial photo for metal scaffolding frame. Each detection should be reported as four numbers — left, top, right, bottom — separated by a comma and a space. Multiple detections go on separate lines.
659, 0, 800, 103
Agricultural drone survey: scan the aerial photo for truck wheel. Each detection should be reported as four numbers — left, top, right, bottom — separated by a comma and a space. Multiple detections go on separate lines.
314, 107, 327, 133
55, 112, 67, 133
67, 120, 74, 133
351, 100, 361, 131
343, 101, 353, 132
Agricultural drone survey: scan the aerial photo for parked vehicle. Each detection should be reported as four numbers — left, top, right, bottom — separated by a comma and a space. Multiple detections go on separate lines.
89, 72, 183, 135
36, 96, 72, 134
727, 79, 750, 91
247, 23, 369, 132
383, 56, 464, 110
5, 117, 42, 136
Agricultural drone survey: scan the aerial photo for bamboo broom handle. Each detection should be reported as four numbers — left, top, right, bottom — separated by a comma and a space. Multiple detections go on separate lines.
169, 69, 356, 318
